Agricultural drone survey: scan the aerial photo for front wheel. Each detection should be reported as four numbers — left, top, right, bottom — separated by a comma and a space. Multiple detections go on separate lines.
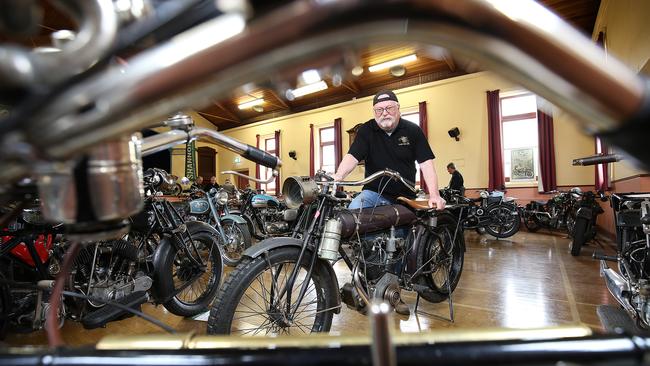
484, 204, 521, 238
160, 230, 222, 317
415, 213, 465, 303
220, 218, 253, 266
207, 247, 338, 336
570, 217, 590, 256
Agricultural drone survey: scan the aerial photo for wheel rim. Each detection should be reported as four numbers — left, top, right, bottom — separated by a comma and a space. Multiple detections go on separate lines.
222, 222, 246, 261
426, 226, 456, 291
172, 239, 217, 305
230, 261, 325, 336
487, 207, 517, 234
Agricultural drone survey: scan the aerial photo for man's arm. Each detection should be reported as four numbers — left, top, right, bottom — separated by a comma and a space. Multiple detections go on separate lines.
333, 154, 359, 181
419, 159, 446, 209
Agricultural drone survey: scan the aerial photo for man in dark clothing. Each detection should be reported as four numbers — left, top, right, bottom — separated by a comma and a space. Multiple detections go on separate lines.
203, 176, 220, 191
332, 90, 445, 316
447, 162, 465, 195
333, 90, 445, 210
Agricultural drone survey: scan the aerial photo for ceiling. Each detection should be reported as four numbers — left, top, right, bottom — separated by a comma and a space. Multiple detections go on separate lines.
1, 0, 601, 130
197, 0, 603, 130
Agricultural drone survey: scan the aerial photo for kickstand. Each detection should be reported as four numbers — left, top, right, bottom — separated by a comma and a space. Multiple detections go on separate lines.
414, 270, 455, 323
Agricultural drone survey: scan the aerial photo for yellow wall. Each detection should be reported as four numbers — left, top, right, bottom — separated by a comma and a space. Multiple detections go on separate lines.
594, 0, 650, 180
198, 72, 595, 190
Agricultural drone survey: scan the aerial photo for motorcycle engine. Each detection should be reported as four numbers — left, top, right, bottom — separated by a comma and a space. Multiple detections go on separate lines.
73, 240, 152, 308
359, 232, 406, 282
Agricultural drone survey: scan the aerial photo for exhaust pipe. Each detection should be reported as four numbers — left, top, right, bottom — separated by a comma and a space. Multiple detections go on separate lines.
600, 260, 635, 314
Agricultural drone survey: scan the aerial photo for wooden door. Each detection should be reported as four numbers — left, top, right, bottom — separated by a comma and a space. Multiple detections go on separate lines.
235, 169, 249, 189
197, 146, 216, 180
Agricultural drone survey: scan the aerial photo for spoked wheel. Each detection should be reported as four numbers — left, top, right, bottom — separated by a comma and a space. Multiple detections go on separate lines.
415, 213, 465, 303
220, 218, 252, 266
207, 247, 338, 336
162, 230, 222, 317
484, 204, 521, 238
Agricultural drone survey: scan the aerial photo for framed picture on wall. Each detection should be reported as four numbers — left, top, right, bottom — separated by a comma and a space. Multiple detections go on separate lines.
346, 123, 364, 165
510, 148, 535, 181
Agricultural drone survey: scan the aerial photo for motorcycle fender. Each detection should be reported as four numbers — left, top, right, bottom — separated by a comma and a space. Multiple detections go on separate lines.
221, 214, 247, 225
151, 222, 224, 303
150, 235, 175, 302
576, 207, 593, 220
243, 237, 341, 314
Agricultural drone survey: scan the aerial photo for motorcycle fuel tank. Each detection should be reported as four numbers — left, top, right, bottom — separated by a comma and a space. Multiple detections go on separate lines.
251, 194, 280, 208
189, 199, 210, 214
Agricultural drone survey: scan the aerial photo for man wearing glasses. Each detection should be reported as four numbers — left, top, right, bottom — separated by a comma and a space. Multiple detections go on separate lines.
333, 90, 445, 210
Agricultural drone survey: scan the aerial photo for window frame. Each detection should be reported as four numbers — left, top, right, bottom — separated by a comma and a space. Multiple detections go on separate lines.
318, 126, 336, 174
401, 108, 422, 188
500, 92, 539, 187
262, 136, 277, 194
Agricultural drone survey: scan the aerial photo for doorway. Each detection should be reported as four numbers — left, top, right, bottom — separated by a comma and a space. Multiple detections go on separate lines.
197, 146, 216, 180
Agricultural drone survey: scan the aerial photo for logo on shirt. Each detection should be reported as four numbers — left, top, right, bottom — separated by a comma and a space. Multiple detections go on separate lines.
398, 136, 410, 146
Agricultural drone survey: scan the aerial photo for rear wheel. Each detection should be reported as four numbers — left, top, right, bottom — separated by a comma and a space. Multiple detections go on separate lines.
415, 214, 465, 303
207, 247, 338, 336
161, 230, 222, 317
484, 204, 521, 238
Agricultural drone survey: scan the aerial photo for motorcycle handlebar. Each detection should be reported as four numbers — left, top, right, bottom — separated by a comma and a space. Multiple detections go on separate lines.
572, 154, 622, 166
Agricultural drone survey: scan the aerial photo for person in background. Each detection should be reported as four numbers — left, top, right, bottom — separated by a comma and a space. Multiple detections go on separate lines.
204, 176, 220, 191
193, 176, 204, 190
447, 162, 465, 196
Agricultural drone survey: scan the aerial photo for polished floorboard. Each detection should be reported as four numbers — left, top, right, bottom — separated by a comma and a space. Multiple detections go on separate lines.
4, 229, 617, 346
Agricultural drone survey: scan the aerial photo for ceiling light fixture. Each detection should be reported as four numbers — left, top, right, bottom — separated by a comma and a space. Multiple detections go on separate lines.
290, 80, 328, 98
238, 98, 264, 110
368, 54, 417, 72
300, 69, 321, 84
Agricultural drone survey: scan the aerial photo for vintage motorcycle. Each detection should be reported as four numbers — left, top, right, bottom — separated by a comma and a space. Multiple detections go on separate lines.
1, 0, 650, 362
522, 190, 579, 233
441, 188, 520, 238
207, 169, 465, 335
596, 193, 650, 330
569, 190, 607, 256
184, 187, 252, 266
0, 168, 225, 337
233, 185, 302, 240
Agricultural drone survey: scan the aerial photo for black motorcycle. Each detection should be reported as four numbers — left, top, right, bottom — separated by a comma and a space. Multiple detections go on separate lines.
442, 188, 520, 238
522, 190, 578, 233
121, 168, 223, 318
569, 190, 607, 256
596, 193, 650, 331
207, 169, 464, 335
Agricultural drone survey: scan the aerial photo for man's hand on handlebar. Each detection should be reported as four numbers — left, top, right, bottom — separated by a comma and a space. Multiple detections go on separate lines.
429, 193, 446, 210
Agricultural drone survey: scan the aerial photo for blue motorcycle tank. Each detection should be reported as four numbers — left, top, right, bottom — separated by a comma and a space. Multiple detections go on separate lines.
251, 194, 279, 208
189, 199, 210, 214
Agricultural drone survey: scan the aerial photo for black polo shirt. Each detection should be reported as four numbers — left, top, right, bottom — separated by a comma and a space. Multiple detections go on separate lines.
348, 118, 435, 201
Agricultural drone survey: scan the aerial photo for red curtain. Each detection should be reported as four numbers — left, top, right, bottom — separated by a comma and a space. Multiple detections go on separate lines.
537, 109, 557, 192
334, 118, 342, 170
418, 101, 429, 193
487, 90, 505, 191
595, 137, 610, 191
309, 124, 315, 176
255, 134, 261, 190
274, 130, 281, 197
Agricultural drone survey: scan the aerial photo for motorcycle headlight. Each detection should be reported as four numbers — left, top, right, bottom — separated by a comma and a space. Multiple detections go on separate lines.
216, 190, 229, 205
479, 191, 489, 199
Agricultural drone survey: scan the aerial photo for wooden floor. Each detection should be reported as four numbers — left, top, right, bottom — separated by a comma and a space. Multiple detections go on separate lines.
4, 229, 618, 347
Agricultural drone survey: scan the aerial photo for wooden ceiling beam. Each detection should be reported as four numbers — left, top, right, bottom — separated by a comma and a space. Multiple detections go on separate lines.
214, 102, 242, 123
198, 111, 239, 124
342, 80, 360, 94
443, 54, 456, 72
266, 89, 291, 110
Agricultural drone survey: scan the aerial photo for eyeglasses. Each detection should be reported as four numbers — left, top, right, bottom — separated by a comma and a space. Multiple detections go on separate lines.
373, 105, 397, 115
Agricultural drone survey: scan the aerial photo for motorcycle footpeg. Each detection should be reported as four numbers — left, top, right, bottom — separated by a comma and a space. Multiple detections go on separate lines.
81, 291, 148, 329
593, 252, 617, 262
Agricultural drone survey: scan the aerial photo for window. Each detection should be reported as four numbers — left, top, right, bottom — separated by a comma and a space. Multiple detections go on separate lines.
262, 137, 276, 194
319, 127, 336, 174
401, 111, 422, 188
501, 93, 538, 183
